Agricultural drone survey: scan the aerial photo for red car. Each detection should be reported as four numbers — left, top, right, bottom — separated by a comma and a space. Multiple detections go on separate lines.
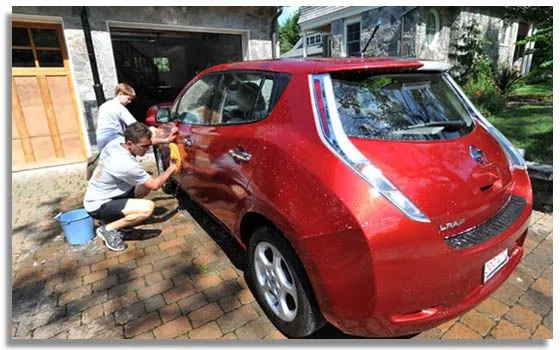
153, 58, 532, 338
145, 102, 173, 127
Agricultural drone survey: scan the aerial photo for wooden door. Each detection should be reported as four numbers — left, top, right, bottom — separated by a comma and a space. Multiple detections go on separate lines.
12, 21, 87, 171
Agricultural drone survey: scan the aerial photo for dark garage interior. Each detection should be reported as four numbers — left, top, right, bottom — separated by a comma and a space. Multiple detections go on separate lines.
110, 27, 243, 121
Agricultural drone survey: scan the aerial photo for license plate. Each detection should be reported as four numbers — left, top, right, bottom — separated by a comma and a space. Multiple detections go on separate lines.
483, 248, 509, 283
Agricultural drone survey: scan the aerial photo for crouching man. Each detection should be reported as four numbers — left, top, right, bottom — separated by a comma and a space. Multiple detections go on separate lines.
84, 122, 177, 251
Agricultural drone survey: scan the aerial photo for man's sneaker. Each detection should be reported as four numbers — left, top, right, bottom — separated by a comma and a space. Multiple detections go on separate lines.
96, 226, 127, 251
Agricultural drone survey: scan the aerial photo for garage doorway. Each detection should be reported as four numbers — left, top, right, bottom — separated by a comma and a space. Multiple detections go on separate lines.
110, 28, 243, 121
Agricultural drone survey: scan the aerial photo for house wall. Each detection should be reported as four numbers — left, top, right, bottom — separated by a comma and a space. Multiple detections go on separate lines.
12, 6, 276, 151
413, 7, 458, 61
448, 7, 518, 69
330, 7, 409, 58
320, 6, 518, 71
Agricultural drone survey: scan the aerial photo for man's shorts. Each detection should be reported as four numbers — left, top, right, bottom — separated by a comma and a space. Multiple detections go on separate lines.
88, 188, 135, 223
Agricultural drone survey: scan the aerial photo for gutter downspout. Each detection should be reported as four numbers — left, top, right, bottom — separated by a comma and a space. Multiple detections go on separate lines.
271, 7, 283, 59
80, 6, 105, 106
400, 6, 418, 56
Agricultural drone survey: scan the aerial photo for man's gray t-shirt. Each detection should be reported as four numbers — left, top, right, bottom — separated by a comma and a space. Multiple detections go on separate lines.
96, 97, 137, 150
83, 138, 151, 212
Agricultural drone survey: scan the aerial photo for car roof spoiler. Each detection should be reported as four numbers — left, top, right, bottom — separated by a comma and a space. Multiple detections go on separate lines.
417, 61, 453, 72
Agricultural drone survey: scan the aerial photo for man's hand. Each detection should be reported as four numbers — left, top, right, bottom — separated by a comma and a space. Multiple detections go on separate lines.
167, 127, 179, 144
168, 162, 177, 173
143, 162, 177, 191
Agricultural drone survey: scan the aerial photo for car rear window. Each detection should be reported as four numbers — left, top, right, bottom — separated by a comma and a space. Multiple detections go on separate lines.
330, 72, 474, 141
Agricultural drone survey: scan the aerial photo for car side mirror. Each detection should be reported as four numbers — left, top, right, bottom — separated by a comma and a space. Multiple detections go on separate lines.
155, 108, 170, 123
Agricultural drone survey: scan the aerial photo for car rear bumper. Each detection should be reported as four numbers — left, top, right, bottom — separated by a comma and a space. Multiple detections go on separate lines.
299, 171, 533, 338
330, 204, 529, 337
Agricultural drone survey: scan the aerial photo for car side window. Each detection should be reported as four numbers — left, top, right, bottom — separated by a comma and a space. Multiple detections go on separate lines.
213, 72, 275, 125
173, 74, 220, 125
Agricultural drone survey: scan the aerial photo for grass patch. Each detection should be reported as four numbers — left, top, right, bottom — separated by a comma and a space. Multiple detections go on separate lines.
488, 104, 552, 164
510, 82, 553, 98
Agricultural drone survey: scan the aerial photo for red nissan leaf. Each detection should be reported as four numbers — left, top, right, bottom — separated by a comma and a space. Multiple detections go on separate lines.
153, 58, 532, 338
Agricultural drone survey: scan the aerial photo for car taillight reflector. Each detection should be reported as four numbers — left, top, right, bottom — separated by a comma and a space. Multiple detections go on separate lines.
313, 79, 331, 139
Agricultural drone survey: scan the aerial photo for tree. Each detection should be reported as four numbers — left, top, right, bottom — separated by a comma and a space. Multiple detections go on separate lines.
449, 20, 490, 84
279, 9, 301, 54
505, 6, 552, 81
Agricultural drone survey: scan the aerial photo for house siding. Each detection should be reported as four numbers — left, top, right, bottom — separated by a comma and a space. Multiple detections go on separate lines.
12, 6, 276, 151
299, 6, 346, 24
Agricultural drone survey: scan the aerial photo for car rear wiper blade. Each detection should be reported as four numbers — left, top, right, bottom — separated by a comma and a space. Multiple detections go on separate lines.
403, 120, 466, 131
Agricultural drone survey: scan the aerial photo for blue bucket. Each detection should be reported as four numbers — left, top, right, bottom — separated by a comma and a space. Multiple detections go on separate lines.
55, 209, 95, 245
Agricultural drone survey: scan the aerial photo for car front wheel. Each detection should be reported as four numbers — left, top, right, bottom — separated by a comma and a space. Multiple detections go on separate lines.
247, 226, 325, 338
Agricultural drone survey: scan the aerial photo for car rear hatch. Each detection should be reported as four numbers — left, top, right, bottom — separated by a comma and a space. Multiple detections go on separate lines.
324, 70, 513, 235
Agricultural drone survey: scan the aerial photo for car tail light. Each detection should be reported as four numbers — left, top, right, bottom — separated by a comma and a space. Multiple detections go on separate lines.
146, 106, 157, 120
309, 74, 430, 223
444, 73, 527, 170
313, 79, 332, 139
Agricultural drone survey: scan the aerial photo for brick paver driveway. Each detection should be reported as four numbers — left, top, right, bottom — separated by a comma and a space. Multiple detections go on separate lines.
11, 158, 552, 340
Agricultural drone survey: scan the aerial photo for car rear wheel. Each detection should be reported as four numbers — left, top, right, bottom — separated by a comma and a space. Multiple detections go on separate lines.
247, 226, 325, 338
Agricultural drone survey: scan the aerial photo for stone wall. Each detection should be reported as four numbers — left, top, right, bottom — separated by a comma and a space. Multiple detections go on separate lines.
413, 7, 458, 61
330, 7, 408, 58
12, 6, 277, 152
327, 6, 517, 70
448, 7, 517, 69
527, 163, 553, 213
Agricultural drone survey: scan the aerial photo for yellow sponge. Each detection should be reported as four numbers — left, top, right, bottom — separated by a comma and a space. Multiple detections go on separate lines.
169, 143, 182, 171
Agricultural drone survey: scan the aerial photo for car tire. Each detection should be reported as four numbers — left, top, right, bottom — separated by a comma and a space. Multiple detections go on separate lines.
247, 226, 325, 338
162, 180, 177, 195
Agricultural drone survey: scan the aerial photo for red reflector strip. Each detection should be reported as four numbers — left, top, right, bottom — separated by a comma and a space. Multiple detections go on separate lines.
313, 79, 331, 139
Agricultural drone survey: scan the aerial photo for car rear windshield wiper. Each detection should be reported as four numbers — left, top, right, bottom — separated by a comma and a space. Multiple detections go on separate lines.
402, 120, 466, 131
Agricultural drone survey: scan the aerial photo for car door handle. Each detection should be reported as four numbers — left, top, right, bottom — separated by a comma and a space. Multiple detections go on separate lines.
184, 136, 193, 147
228, 148, 251, 163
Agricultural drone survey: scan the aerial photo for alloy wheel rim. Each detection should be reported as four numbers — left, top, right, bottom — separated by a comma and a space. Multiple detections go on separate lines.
254, 241, 298, 322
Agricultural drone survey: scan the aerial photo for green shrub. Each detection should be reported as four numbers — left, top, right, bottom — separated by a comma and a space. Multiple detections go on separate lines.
524, 69, 552, 84
462, 56, 507, 116
493, 66, 524, 95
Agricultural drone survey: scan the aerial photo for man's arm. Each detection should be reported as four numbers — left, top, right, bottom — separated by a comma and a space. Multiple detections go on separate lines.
150, 127, 178, 145
143, 163, 177, 191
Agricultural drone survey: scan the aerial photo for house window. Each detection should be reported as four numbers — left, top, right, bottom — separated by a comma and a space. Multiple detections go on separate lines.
12, 26, 64, 68
426, 9, 440, 46
346, 22, 361, 56
306, 34, 322, 46
153, 57, 170, 72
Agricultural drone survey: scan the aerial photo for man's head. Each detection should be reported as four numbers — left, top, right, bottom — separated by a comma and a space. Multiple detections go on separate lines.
124, 122, 152, 156
115, 83, 136, 106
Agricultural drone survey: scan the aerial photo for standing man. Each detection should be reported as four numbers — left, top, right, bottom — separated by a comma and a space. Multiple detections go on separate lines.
87, 83, 178, 179
96, 83, 177, 150
84, 122, 177, 251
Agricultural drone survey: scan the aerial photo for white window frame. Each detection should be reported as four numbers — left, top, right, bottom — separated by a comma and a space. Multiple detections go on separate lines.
315, 34, 322, 44
499, 23, 511, 46
306, 33, 323, 47
426, 8, 440, 49
344, 16, 361, 57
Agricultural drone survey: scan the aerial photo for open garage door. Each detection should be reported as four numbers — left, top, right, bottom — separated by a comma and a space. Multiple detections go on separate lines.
110, 28, 242, 121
